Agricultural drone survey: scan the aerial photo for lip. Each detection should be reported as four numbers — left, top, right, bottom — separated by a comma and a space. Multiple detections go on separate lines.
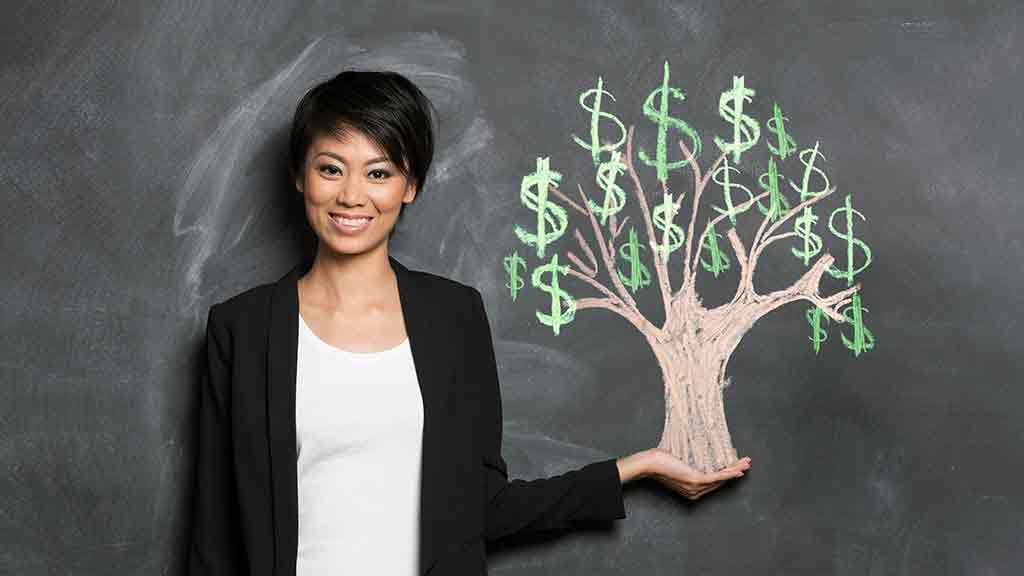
329, 212, 375, 219
328, 212, 374, 234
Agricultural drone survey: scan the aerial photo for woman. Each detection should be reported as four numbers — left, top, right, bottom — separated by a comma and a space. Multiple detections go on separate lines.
189, 70, 751, 576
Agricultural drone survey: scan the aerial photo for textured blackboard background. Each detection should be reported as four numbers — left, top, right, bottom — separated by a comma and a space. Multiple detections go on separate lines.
2, 1, 1021, 573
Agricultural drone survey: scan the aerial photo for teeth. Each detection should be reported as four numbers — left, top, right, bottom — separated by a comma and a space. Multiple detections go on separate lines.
331, 215, 372, 226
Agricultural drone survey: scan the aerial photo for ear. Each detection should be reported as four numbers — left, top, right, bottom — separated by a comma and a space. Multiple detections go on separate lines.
403, 181, 417, 204
294, 174, 303, 195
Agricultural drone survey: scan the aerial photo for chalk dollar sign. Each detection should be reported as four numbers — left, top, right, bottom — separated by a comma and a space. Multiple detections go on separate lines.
789, 141, 833, 265
711, 156, 756, 226
713, 75, 760, 164
788, 142, 833, 202
756, 157, 792, 222
826, 194, 872, 285
699, 219, 731, 278
650, 192, 685, 260
572, 75, 627, 166
587, 149, 627, 225
638, 60, 701, 183
806, 305, 829, 354
792, 209, 822, 266
616, 226, 652, 293
514, 156, 568, 259
840, 292, 875, 356
503, 250, 527, 301
532, 253, 576, 336
766, 102, 797, 160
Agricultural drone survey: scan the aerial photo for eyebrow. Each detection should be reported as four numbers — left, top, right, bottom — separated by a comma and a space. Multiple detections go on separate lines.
315, 151, 391, 165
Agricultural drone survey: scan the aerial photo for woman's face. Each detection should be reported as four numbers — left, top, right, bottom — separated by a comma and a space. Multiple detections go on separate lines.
295, 129, 416, 258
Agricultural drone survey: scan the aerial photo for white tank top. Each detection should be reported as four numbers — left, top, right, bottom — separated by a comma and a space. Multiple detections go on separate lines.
295, 313, 423, 575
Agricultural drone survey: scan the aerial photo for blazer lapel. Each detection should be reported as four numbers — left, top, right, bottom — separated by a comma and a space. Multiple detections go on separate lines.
265, 253, 449, 575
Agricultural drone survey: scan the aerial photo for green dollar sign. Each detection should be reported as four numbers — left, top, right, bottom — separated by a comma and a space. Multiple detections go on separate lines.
587, 149, 627, 225
806, 305, 829, 354
711, 156, 755, 226
650, 192, 685, 259
789, 142, 832, 265
826, 194, 872, 285
503, 250, 527, 301
840, 292, 875, 356
638, 60, 702, 183
616, 226, 652, 293
766, 102, 797, 160
792, 209, 822, 266
532, 253, 576, 335
699, 219, 731, 277
756, 157, 792, 222
572, 75, 627, 166
788, 141, 833, 202
713, 75, 760, 164
514, 156, 568, 259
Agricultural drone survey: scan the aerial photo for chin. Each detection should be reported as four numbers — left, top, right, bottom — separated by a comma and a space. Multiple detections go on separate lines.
322, 233, 389, 256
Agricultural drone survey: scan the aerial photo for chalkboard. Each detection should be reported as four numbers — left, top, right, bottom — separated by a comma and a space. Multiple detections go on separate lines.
3, 1, 1021, 573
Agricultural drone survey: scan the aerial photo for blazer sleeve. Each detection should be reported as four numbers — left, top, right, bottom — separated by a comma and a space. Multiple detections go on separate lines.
468, 288, 626, 544
189, 303, 245, 574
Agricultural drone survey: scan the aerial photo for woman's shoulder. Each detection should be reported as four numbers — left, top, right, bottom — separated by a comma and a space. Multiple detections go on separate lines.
407, 266, 479, 299
393, 263, 488, 330
208, 280, 275, 328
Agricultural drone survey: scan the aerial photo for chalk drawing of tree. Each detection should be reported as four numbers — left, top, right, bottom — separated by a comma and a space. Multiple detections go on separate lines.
503, 61, 874, 473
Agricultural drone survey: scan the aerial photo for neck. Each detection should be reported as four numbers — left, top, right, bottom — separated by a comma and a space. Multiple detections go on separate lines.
299, 242, 395, 310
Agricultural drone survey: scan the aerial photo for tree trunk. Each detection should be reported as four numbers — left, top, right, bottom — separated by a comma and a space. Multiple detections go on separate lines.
652, 339, 738, 473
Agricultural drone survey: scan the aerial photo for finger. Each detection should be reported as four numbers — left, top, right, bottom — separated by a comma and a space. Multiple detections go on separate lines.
670, 465, 739, 486
714, 460, 750, 478
712, 467, 745, 481
693, 481, 723, 499
671, 476, 720, 499
692, 469, 734, 484
716, 458, 750, 474
657, 475, 703, 500
657, 475, 691, 495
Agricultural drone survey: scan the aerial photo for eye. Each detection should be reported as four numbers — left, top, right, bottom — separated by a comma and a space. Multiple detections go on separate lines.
318, 164, 341, 176
369, 168, 392, 180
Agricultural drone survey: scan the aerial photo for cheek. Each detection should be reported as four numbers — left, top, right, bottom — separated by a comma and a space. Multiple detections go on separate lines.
304, 179, 335, 204
374, 186, 410, 211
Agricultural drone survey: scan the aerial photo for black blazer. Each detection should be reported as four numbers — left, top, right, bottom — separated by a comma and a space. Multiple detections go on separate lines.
189, 253, 626, 575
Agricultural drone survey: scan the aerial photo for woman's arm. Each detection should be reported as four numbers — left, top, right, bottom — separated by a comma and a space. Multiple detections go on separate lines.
189, 304, 245, 574
468, 289, 627, 544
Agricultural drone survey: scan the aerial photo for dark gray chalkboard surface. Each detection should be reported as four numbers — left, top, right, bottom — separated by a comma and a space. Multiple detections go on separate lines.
3, 1, 1021, 573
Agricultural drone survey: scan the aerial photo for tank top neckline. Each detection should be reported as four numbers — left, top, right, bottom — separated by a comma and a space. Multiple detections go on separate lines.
298, 313, 409, 359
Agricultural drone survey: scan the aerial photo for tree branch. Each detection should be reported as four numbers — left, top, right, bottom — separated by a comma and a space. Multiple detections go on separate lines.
574, 297, 662, 337
748, 230, 799, 275
569, 228, 598, 276
562, 269, 660, 336
566, 251, 596, 277
549, 183, 587, 215
679, 141, 729, 298
563, 265, 624, 305
725, 227, 752, 304
624, 125, 672, 323
687, 188, 773, 290
575, 182, 640, 312
610, 214, 629, 241
753, 253, 861, 322
748, 184, 837, 268
712, 252, 860, 357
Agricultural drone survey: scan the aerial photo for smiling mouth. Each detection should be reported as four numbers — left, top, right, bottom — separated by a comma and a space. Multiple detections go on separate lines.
328, 214, 374, 226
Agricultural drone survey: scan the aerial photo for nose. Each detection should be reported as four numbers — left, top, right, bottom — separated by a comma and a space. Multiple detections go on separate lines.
336, 179, 367, 207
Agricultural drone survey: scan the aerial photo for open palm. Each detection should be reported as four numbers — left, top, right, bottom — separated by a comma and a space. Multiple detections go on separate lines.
646, 449, 751, 500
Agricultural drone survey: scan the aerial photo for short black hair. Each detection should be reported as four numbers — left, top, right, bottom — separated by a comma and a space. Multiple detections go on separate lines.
288, 70, 437, 226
